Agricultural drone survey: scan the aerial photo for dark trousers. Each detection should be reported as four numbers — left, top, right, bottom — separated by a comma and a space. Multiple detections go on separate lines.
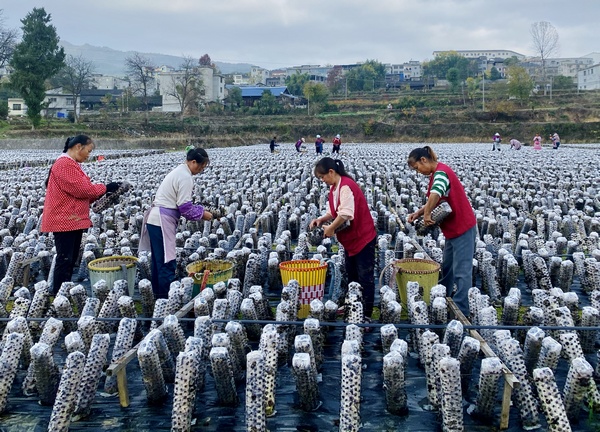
147, 224, 176, 299
344, 236, 376, 318
52, 229, 84, 294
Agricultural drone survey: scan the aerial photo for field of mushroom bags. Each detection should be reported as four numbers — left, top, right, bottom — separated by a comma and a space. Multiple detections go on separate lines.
1, 142, 600, 431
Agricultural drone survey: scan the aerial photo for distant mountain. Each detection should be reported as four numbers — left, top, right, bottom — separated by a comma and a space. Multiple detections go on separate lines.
61, 41, 254, 76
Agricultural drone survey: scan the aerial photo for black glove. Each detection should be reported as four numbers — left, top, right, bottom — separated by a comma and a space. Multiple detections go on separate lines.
105, 182, 121, 193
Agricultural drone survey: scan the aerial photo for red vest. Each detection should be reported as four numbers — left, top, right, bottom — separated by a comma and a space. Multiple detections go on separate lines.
328, 176, 376, 256
427, 162, 476, 239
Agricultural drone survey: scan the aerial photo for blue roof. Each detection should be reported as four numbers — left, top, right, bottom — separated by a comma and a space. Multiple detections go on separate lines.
226, 85, 289, 97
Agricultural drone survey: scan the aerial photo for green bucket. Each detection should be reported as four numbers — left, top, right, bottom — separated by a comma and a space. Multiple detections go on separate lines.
394, 258, 440, 317
186, 259, 234, 297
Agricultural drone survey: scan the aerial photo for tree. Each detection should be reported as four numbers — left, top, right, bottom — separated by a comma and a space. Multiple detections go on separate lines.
57, 54, 95, 123
465, 77, 479, 105
285, 72, 309, 96
125, 52, 155, 121
0, 10, 18, 69
423, 52, 478, 81
530, 21, 559, 81
489, 67, 502, 81
507, 65, 534, 105
199, 54, 212, 67
166, 56, 204, 120
345, 60, 386, 92
304, 82, 329, 114
504, 56, 520, 67
446, 68, 460, 92
225, 86, 243, 111
9, 8, 65, 129
552, 75, 575, 90
326, 66, 343, 95
256, 90, 278, 114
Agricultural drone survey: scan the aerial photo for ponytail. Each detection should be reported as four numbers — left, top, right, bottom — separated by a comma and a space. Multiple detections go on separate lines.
63, 134, 91, 153
408, 146, 438, 164
314, 157, 353, 180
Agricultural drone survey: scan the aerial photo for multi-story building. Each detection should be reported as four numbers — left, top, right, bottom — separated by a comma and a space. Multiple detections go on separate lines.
577, 64, 600, 90
156, 66, 225, 112
386, 61, 422, 82
285, 65, 328, 82
432, 49, 525, 60
91, 74, 129, 90
250, 66, 270, 85
8, 88, 79, 118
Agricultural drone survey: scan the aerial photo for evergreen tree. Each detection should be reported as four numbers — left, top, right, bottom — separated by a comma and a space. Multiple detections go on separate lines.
9, 8, 65, 128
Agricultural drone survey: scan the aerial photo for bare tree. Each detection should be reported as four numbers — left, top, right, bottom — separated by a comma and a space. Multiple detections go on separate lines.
530, 21, 559, 81
59, 54, 95, 123
166, 56, 204, 120
0, 10, 18, 69
125, 52, 155, 122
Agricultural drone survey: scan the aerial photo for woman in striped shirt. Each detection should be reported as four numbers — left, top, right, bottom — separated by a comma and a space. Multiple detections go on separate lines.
407, 146, 477, 316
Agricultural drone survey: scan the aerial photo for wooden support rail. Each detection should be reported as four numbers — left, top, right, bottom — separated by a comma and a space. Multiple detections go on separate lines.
105, 293, 200, 407
447, 298, 519, 430
18, 257, 41, 287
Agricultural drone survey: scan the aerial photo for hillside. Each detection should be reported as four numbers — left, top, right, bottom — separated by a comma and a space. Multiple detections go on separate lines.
61, 41, 255, 76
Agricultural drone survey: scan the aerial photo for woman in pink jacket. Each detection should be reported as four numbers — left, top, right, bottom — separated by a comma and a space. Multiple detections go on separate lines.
42, 135, 120, 294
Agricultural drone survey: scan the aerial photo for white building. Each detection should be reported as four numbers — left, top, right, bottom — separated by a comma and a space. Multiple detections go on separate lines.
577, 64, 600, 90
91, 74, 129, 90
250, 66, 270, 85
156, 66, 225, 112
433, 49, 525, 60
386, 61, 422, 80
7, 89, 80, 118
7, 98, 26, 116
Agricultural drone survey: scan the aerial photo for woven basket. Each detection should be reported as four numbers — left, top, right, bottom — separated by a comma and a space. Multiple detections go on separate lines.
394, 258, 440, 316
279, 259, 328, 318
186, 259, 234, 296
88, 255, 138, 297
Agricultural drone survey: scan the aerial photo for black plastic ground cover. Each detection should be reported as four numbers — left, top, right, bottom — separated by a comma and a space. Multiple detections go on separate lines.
1, 316, 599, 432
2, 258, 600, 431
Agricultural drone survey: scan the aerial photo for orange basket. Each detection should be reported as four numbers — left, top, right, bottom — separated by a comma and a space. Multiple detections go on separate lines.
279, 259, 328, 318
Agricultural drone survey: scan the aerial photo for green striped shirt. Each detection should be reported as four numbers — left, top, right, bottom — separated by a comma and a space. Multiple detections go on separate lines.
431, 170, 450, 197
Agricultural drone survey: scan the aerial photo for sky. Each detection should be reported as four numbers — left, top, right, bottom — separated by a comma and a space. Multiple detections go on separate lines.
2, 0, 599, 70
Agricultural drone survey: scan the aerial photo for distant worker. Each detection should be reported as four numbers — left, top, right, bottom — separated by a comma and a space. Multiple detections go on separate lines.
269, 136, 279, 153
315, 134, 324, 155
387, 103, 393, 110
533, 134, 542, 150
492, 132, 502, 151
550, 132, 561, 149
295, 137, 305, 153
509, 139, 522, 150
332, 134, 342, 155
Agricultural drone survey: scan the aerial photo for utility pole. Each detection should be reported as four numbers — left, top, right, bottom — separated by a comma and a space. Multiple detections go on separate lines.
345, 77, 348, 99
482, 74, 485, 112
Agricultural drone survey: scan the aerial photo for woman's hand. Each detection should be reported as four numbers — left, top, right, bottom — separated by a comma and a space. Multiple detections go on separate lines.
407, 212, 417, 224
423, 214, 435, 226
323, 224, 335, 238
309, 218, 321, 229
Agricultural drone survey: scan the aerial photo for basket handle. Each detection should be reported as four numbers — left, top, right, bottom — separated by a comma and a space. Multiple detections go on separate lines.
378, 260, 400, 290
200, 270, 211, 292
120, 264, 128, 284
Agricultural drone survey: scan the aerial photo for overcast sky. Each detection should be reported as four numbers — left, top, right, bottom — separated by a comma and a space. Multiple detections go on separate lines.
2, 0, 598, 69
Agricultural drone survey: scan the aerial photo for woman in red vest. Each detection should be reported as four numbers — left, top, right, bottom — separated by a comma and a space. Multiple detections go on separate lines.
407, 146, 476, 316
309, 157, 377, 319
42, 135, 121, 294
